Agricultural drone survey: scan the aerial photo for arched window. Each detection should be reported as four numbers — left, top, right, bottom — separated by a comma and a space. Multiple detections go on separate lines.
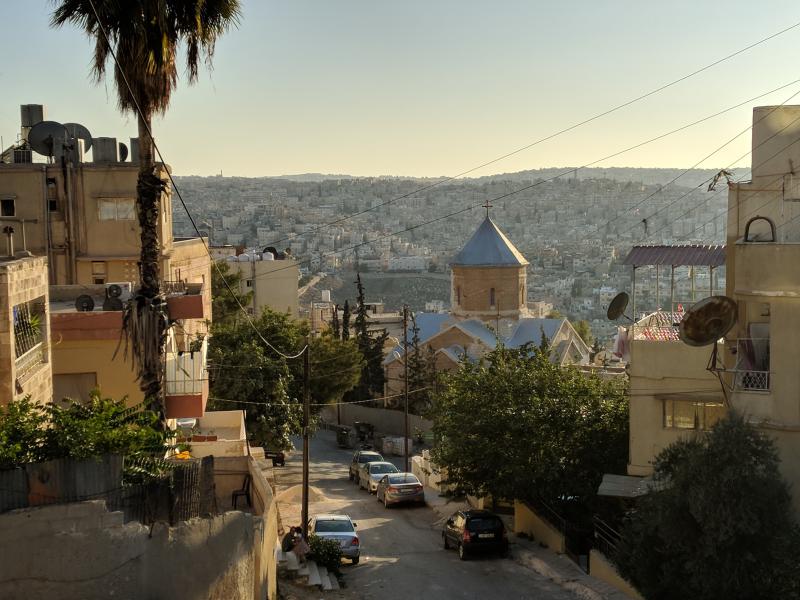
744, 215, 776, 242
489, 287, 496, 308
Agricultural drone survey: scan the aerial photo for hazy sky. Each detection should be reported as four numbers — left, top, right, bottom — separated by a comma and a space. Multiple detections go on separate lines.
2, 1, 800, 177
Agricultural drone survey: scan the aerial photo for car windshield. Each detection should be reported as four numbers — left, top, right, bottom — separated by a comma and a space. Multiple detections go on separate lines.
370, 463, 398, 474
467, 517, 502, 532
387, 474, 419, 485
314, 519, 354, 533
358, 453, 382, 463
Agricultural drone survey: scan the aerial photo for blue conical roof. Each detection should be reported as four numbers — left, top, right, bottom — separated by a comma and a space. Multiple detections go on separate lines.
451, 217, 528, 267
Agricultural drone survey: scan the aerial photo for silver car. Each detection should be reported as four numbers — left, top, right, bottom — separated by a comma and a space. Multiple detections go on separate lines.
376, 472, 425, 507
358, 461, 400, 493
309, 514, 361, 564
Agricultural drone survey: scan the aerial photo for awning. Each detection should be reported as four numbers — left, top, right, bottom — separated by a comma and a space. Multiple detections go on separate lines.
623, 244, 726, 267
597, 474, 654, 498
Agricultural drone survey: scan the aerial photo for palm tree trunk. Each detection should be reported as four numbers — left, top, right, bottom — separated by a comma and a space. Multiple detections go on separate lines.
133, 112, 167, 416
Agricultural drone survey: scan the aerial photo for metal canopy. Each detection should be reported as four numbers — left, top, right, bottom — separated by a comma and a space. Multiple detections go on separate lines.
623, 244, 726, 267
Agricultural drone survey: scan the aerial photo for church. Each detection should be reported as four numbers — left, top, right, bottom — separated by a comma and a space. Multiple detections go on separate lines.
383, 214, 592, 398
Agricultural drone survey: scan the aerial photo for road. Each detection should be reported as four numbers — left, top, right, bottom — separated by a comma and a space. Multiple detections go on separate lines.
273, 430, 577, 600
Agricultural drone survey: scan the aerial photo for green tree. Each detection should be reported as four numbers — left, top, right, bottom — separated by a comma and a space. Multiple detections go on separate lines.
209, 310, 363, 449
53, 0, 241, 415
330, 304, 341, 339
572, 319, 593, 346
341, 300, 351, 341
545, 309, 564, 319
406, 313, 436, 414
211, 259, 253, 327
348, 274, 387, 402
430, 344, 628, 510
616, 413, 800, 600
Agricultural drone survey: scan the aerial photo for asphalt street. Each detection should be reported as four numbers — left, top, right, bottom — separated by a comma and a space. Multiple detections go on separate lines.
273, 430, 577, 600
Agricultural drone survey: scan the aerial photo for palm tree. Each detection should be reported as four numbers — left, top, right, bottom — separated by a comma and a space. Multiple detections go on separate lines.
51, 0, 240, 417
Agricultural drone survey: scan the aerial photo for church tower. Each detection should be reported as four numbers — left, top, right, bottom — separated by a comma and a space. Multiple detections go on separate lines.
450, 215, 529, 321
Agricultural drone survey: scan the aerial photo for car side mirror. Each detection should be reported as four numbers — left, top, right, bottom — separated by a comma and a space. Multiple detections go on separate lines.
352, 522, 358, 528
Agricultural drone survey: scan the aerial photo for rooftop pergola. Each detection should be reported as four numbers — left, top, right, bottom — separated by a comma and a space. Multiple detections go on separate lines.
622, 244, 726, 318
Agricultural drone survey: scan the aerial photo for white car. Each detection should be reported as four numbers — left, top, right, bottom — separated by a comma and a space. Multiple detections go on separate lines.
309, 514, 360, 564
358, 461, 400, 493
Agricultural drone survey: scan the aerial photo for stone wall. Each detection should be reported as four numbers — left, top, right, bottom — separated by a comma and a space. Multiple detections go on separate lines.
320, 403, 433, 437
0, 456, 279, 600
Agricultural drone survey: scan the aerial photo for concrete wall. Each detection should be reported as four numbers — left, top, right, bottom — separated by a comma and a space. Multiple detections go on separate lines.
232, 259, 299, 318
589, 549, 643, 600
0, 456, 278, 600
320, 403, 433, 437
513, 500, 565, 554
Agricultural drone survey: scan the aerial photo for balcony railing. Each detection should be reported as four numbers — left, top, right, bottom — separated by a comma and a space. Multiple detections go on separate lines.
165, 338, 207, 396
15, 343, 45, 381
733, 338, 770, 392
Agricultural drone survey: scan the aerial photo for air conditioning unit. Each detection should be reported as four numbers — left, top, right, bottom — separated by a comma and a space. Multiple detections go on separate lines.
102, 281, 133, 311
92, 137, 119, 163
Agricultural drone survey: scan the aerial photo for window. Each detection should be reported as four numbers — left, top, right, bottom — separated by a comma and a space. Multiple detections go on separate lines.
47, 178, 58, 212
489, 287, 496, 308
98, 198, 135, 221
246, 279, 253, 288
663, 399, 725, 430
1, 199, 15, 217
456, 286, 461, 305
92, 261, 106, 285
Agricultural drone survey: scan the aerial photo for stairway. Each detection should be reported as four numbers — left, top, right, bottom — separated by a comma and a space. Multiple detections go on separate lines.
276, 544, 340, 591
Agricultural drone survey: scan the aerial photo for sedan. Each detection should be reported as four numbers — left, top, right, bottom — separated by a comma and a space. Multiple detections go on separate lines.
358, 461, 400, 493
349, 450, 383, 482
309, 514, 361, 564
376, 473, 425, 507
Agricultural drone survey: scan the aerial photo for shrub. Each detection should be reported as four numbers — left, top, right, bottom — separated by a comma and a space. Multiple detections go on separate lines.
308, 534, 343, 576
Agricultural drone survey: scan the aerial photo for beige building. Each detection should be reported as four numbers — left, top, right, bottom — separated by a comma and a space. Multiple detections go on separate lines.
621, 105, 800, 511
0, 255, 52, 406
0, 105, 211, 414
227, 251, 299, 317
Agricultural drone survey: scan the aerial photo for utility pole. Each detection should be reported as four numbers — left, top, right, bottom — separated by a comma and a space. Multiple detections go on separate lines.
403, 304, 409, 473
301, 337, 310, 539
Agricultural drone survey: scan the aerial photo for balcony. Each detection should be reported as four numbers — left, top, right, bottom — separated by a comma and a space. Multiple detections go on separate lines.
732, 338, 770, 392
164, 280, 205, 320
165, 337, 208, 419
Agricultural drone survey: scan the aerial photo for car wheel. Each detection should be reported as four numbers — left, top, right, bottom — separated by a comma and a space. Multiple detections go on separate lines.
351, 556, 359, 565
458, 544, 467, 560
443, 533, 450, 549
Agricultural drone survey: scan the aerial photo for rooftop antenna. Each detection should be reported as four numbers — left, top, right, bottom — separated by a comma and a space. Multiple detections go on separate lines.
606, 292, 633, 322
63, 123, 93, 152
27, 121, 68, 158
678, 295, 738, 404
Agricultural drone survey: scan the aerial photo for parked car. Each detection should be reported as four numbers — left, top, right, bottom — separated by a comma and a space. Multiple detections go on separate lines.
309, 514, 361, 564
264, 450, 285, 467
376, 472, 425, 507
348, 450, 383, 482
358, 461, 399, 493
442, 509, 508, 560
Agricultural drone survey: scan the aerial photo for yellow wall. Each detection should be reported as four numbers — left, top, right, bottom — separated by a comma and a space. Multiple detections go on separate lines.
589, 550, 643, 600
627, 338, 723, 476
513, 500, 565, 553
51, 338, 142, 405
232, 259, 299, 317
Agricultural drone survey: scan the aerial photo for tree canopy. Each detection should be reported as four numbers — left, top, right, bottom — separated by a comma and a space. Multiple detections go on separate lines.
211, 259, 253, 326
430, 343, 628, 510
615, 413, 800, 600
208, 310, 363, 450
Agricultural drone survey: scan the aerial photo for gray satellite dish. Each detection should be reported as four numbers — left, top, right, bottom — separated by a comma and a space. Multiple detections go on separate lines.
28, 121, 68, 156
678, 296, 738, 347
606, 292, 632, 321
118, 142, 129, 162
63, 123, 93, 152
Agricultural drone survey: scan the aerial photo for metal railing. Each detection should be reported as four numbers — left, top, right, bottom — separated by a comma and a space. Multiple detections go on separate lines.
165, 337, 207, 396
15, 342, 45, 381
593, 515, 622, 561
13, 302, 42, 357
161, 280, 187, 295
733, 338, 770, 391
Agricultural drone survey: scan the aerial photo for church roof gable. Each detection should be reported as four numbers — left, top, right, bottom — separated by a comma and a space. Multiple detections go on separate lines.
451, 217, 529, 267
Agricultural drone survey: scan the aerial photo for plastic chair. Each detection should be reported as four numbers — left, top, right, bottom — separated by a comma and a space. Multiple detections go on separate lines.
232, 474, 252, 509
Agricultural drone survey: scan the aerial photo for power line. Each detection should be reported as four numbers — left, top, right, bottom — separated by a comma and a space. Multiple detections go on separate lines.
260, 22, 800, 249
85, 0, 306, 361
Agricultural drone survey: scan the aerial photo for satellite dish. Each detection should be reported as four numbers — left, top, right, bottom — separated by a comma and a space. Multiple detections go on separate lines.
28, 121, 68, 156
606, 292, 631, 321
118, 142, 128, 162
106, 284, 123, 298
103, 296, 124, 311
679, 296, 738, 347
75, 295, 95, 312
63, 123, 93, 152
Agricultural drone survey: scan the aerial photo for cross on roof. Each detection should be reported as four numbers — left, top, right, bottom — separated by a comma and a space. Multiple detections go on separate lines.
482, 200, 492, 218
